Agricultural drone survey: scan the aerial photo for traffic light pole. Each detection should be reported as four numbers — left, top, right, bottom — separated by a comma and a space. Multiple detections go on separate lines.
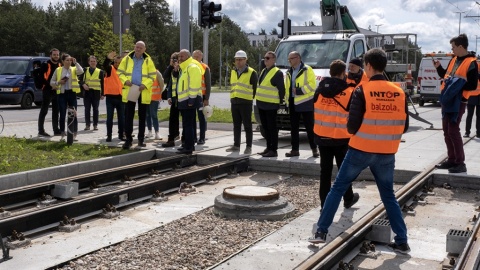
203, 28, 209, 64
119, 0, 122, 54
180, 0, 190, 51
283, 0, 288, 38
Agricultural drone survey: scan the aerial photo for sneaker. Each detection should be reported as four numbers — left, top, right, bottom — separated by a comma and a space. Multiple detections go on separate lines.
162, 141, 175, 147
388, 242, 411, 254
312, 148, 319, 158
225, 145, 240, 152
138, 140, 146, 147
122, 140, 132, 150
435, 161, 455, 169
344, 193, 360, 208
38, 131, 51, 137
448, 163, 467, 173
197, 139, 205, 145
84, 125, 90, 131
93, 125, 98, 131
285, 150, 300, 157
155, 132, 162, 140
146, 131, 153, 138
463, 133, 470, 138
244, 146, 252, 154
308, 232, 327, 244
262, 150, 278, 157
73, 133, 78, 141
106, 136, 112, 142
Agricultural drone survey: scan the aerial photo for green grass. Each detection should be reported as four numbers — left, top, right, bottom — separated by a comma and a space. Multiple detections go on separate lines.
101, 106, 257, 124
0, 137, 131, 175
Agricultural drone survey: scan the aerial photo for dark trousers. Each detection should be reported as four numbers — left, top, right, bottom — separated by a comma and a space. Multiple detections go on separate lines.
319, 144, 354, 208
125, 98, 147, 142
106, 96, 125, 138
231, 103, 253, 147
195, 107, 207, 141
465, 103, 480, 136
180, 108, 196, 152
83, 90, 100, 126
259, 108, 278, 151
58, 90, 78, 134
288, 104, 316, 151
38, 89, 59, 133
443, 102, 466, 165
167, 99, 180, 141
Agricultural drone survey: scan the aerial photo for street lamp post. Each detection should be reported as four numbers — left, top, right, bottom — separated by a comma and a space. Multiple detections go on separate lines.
375, 24, 383, 33
454, 11, 465, 35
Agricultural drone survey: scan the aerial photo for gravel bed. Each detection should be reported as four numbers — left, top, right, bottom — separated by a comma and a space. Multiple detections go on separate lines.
57, 176, 320, 270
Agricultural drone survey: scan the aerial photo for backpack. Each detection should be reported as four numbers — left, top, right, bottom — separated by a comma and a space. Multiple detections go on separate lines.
32, 60, 45, 89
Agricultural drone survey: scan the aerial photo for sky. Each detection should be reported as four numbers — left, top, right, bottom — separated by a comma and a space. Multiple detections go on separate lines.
31, 0, 480, 54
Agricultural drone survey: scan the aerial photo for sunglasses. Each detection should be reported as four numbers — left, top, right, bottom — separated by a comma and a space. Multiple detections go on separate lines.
264, 56, 272, 60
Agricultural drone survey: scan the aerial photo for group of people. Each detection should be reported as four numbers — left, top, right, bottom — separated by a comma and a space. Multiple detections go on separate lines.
36, 42, 212, 152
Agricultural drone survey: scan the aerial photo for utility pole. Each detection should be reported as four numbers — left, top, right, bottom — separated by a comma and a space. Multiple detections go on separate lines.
180, 0, 190, 50
283, 0, 288, 38
375, 24, 383, 33
454, 11, 465, 35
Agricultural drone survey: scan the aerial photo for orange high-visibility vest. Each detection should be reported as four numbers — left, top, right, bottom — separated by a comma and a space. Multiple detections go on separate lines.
348, 81, 406, 154
151, 71, 162, 101
346, 71, 369, 88
200, 62, 208, 95
441, 56, 477, 100
104, 66, 122, 95
313, 86, 353, 139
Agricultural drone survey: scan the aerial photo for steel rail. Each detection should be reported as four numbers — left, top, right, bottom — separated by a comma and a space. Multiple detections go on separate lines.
0, 157, 249, 237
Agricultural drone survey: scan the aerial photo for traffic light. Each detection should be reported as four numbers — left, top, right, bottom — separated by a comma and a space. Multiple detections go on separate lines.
277, 18, 291, 38
198, 0, 222, 28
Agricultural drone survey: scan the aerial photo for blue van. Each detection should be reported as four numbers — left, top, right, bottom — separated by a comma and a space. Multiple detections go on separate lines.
0, 56, 49, 109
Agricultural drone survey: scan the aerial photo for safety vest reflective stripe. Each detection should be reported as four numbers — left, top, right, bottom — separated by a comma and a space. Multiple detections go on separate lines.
84, 68, 101, 90
118, 53, 156, 104
104, 66, 122, 95
313, 87, 353, 139
171, 76, 178, 98
442, 56, 477, 100
314, 118, 347, 129
55, 67, 80, 94
348, 81, 406, 154
177, 62, 202, 102
295, 72, 315, 105
151, 76, 162, 101
230, 67, 255, 101
256, 67, 280, 104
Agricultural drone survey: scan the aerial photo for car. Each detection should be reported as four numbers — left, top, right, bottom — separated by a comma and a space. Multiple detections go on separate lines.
0, 56, 49, 109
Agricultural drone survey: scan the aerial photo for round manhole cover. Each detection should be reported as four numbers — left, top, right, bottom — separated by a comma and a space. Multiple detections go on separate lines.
223, 186, 279, 201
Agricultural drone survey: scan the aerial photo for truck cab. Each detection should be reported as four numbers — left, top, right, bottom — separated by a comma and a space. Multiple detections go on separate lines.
417, 53, 453, 106
0, 56, 49, 109
254, 32, 368, 137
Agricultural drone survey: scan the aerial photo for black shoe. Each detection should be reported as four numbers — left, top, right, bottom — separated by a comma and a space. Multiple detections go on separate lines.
387, 242, 411, 254
285, 150, 300, 157
308, 232, 327, 244
435, 161, 455, 169
262, 150, 278, 157
38, 131, 51, 137
54, 131, 62, 136
448, 163, 467, 173
197, 139, 205, 145
258, 148, 269, 155
162, 141, 175, 147
312, 148, 319, 158
106, 136, 112, 142
344, 193, 360, 208
463, 133, 470, 138
138, 140, 146, 147
122, 141, 132, 150
119, 136, 126, 141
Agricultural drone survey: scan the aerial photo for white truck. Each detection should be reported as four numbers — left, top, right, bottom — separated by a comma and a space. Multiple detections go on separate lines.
417, 53, 453, 106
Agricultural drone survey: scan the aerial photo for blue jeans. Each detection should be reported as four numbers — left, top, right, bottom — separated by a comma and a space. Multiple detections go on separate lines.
317, 148, 408, 245
58, 90, 78, 134
106, 96, 125, 137
146, 100, 159, 132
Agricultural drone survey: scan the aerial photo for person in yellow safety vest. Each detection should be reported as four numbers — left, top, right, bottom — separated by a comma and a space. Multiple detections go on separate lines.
226, 50, 258, 155
192, 50, 211, 145
50, 53, 84, 140
463, 61, 480, 138
256, 51, 285, 158
145, 70, 164, 140
285, 51, 318, 158
310, 49, 411, 256
313, 59, 358, 211
346, 57, 369, 88
102, 52, 125, 142
433, 33, 478, 173
117, 41, 157, 149
161, 52, 181, 148
80, 55, 104, 131
176, 49, 203, 154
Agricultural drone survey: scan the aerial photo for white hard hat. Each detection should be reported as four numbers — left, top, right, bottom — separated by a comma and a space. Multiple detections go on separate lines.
234, 50, 247, 59
203, 105, 213, 118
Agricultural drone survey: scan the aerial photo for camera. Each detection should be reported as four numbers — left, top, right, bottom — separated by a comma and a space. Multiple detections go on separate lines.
173, 59, 178, 63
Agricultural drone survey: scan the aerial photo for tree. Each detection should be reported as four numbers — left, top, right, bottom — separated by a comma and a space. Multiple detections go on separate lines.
270, 28, 278, 35
258, 29, 266, 35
